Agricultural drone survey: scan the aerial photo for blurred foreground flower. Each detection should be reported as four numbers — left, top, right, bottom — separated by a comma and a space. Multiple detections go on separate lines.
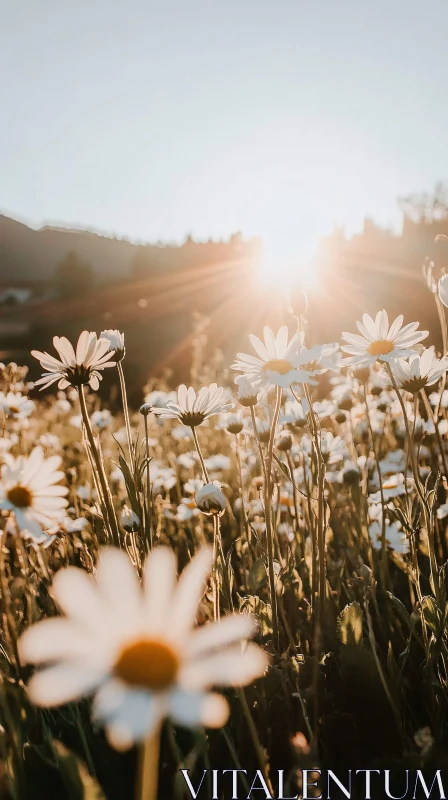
0, 446, 68, 541
341, 310, 428, 367
152, 384, 232, 427
32, 331, 116, 391
19, 547, 268, 749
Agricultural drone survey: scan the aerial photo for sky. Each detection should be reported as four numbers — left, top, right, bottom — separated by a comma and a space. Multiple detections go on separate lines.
2, 0, 448, 263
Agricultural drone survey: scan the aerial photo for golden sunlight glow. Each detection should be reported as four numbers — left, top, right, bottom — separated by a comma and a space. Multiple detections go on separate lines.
258, 237, 320, 290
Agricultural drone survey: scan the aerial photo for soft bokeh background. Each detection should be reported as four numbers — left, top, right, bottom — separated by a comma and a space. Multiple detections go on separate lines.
2, 0, 448, 392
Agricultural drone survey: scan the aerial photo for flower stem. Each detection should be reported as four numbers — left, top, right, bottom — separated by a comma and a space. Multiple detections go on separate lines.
143, 414, 153, 550
264, 386, 282, 650
236, 688, 274, 796
420, 387, 448, 478
79, 386, 120, 547
137, 727, 160, 800
387, 365, 439, 598
192, 427, 210, 482
304, 383, 327, 640
249, 402, 280, 648
117, 361, 135, 472
363, 383, 389, 586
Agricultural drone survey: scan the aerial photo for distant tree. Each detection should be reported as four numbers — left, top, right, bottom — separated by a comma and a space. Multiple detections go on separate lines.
399, 182, 448, 224
54, 250, 94, 298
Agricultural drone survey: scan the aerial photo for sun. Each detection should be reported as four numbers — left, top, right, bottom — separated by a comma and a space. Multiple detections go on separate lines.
258, 236, 320, 290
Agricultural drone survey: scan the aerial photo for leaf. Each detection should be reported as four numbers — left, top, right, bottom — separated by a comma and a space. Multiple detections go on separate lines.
421, 596, 441, 635
118, 454, 142, 519
238, 594, 272, 637
248, 558, 267, 592
273, 453, 292, 481
386, 592, 412, 630
337, 602, 364, 646
52, 741, 105, 800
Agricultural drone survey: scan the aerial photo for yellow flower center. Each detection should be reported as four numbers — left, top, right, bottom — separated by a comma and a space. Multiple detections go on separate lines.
7, 485, 32, 508
262, 359, 292, 375
367, 340, 394, 357
114, 638, 179, 691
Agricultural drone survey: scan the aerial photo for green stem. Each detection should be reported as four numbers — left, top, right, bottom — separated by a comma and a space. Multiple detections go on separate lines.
236, 688, 274, 796
143, 414, 153, 550
192, 427, 210, 483
264, 386, 282, 650
79, 386, 120, 547
387, 366, 438, 598
304, 383, 327, 640
363, 383, 388, 586
117, 360, 135, 472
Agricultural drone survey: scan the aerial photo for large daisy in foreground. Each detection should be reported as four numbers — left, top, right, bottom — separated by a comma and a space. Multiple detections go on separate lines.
232, 326, 330, 389
341, 311, 428, 368
19, 547, 268, 750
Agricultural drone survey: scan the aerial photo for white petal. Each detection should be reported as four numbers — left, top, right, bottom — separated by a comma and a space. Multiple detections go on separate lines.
274, 326, 288, 358
97, 548, 143, 635
27, 663, 105, 707
19, 618, 95, 664
52, 566, 108, 630
249, 335, 269, 363
143, 547, 177, 634
95, 682, 166, 748
170, 548, 213, 640
168, 689, 229, 729
180, 643, 268, 689
186, 614, 256, 658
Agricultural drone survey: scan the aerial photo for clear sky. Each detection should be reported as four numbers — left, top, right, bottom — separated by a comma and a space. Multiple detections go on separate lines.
1, 0, 448, 261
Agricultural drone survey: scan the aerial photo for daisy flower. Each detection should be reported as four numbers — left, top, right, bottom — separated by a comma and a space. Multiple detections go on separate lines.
390, 347, 448, 394
216, 411, 247, 435
152, 384, 232, 428
341, 311, 428, 367
0, 391, 35, 419
280, 400, 307, 429
368, 504, 409, 554
176, 498, 200, 522
232, 326, 328, 389
0, 447, 68, 541
100, 329, 125, 361
235, 376, 260, 407
32, 331, 116, 392
19, 547, 268, 750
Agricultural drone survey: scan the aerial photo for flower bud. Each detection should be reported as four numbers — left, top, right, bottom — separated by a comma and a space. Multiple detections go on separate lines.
438, 274, 448, 308
277, 431, 293, 451
195, 482, 226, 516
100, 329, 125, 361
342, 467, 361, 487
287, 282, 308, 318
120, 506, 140, 532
